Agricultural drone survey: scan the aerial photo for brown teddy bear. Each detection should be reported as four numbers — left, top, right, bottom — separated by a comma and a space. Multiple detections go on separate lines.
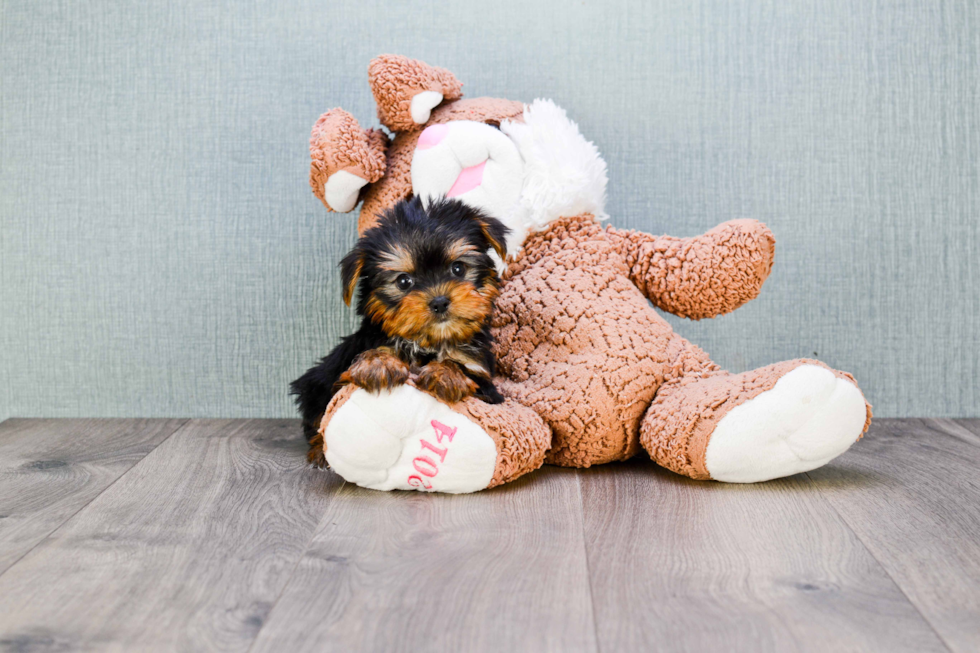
305, 54, 871, 493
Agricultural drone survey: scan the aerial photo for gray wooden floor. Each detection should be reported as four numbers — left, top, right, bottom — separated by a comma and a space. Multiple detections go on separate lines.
0, 418, 978, 652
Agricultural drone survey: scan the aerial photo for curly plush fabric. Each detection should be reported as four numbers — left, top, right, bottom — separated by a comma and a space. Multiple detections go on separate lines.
368, 54, 463, 132
454, 397, 551, 488
606, 219, 776, 320
308, 109, 388, 211
492, 215, 753, 467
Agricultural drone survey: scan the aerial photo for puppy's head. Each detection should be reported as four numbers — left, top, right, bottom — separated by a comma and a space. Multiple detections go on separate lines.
340, 197, 509, 348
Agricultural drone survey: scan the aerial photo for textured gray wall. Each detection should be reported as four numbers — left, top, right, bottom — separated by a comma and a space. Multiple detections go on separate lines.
1, 0, 977, 420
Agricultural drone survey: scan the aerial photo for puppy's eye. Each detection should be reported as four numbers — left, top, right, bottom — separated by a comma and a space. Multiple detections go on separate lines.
450, 261, 466, 278
395, 274, 414, 291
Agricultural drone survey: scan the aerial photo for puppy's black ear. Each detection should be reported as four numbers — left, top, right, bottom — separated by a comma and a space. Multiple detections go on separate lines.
475, 215, 510, 260
340, 245, 365, 306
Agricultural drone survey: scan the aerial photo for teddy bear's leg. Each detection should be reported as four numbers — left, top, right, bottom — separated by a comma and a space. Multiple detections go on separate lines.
308, 109, 388, 213
640, 359, 871, 483
315, 383, 552, 493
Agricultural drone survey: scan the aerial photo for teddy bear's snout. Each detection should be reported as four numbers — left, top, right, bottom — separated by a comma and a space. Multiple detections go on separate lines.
411, 120, 524, 235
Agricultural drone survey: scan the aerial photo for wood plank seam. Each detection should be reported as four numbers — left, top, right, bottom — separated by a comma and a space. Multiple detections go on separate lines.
575, 471, 603, 653
802, 470, 956, 653
0, 418, 189, 583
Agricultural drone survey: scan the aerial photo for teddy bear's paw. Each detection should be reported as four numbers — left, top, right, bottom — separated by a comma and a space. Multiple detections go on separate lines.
704, 364, 867, 483
322, 384, 498, 493
323, 171, 368, 213
309, 109, 387, 212
410, 91, 443, 124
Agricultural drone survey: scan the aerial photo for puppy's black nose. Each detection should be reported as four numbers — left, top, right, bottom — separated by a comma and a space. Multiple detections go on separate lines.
429, 296, 450, 315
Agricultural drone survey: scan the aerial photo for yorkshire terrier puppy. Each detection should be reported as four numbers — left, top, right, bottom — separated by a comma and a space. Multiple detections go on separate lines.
291, 197, 509, 466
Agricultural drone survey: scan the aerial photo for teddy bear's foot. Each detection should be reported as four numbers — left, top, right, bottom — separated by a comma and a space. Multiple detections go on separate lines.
316, 383, 551, 493
641, 361, 871, 483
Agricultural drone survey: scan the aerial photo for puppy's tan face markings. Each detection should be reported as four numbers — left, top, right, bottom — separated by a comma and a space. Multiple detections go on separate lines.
377, 244, 414, 274
353, 199, 507, 349
446, 239, 478, 261
367, 282, 494, 348
366, 258, 498, 347
445, 239, 489, 286
371, 244, 420, 307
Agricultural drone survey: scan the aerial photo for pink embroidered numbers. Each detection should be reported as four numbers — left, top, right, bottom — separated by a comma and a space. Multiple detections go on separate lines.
407, 420, 457, 490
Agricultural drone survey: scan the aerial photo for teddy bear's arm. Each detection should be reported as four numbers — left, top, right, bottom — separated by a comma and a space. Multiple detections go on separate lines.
607, 219, 776, 320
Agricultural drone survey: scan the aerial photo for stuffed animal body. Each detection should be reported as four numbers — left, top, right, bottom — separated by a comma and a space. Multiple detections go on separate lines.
304, 55, 871, 493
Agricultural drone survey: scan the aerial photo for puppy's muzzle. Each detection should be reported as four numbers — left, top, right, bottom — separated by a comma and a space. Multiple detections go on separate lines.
429, 295, 451, 316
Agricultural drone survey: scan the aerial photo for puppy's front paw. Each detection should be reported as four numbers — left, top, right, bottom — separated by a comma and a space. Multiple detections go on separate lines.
416, 361, 478, 404
340, 348, 410, 393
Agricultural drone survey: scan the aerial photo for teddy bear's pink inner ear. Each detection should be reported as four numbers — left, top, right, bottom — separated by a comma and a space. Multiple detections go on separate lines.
368, 54, 463, 132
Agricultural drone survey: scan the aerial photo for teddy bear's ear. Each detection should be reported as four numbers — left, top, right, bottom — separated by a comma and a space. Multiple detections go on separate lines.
309, 109, 388, 213
368, 55, 463, 132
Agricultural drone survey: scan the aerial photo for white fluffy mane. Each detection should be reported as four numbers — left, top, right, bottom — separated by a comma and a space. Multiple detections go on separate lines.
501, 99, 609, 239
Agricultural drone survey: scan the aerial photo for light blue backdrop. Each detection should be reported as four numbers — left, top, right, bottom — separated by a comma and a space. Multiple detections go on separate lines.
2, 0, 978, 420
